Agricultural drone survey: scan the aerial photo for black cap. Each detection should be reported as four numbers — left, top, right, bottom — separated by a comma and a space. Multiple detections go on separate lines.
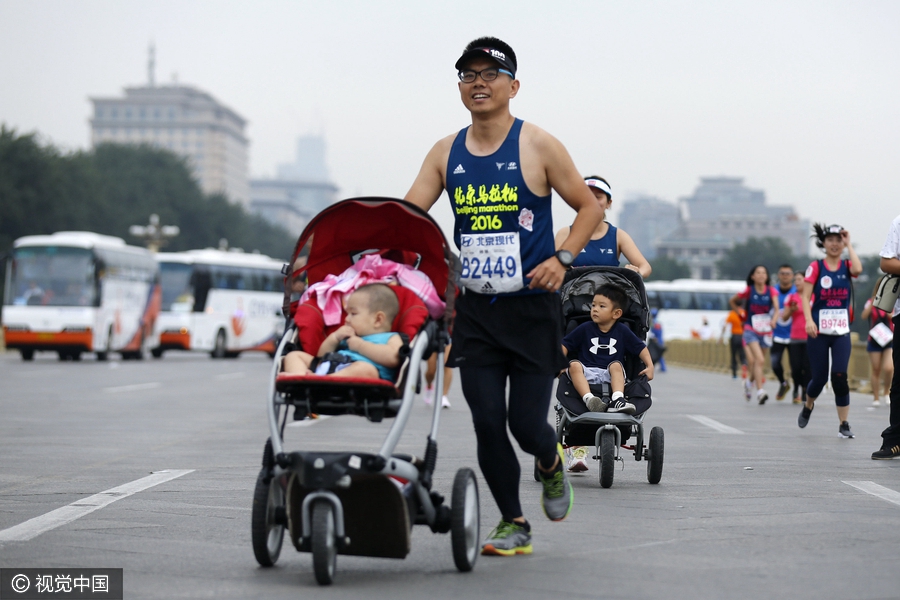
455, 46, 516, 77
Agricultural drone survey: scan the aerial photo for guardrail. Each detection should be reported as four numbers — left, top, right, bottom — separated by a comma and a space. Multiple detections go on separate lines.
663, 334, 876, 393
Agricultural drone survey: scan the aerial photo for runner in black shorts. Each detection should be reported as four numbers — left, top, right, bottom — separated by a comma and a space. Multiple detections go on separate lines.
405, 37, 602, 556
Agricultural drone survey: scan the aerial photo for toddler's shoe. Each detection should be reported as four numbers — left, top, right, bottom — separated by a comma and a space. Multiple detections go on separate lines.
586, 396, 608, 412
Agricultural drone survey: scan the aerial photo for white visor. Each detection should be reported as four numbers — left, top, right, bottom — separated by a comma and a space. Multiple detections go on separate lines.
585, 178, 612, 197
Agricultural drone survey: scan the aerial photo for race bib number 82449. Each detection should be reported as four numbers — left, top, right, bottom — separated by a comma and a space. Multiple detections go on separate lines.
459, 232, 523, 294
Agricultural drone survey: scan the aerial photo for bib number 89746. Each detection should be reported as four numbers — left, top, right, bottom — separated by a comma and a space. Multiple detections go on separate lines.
460, 255, 518, 279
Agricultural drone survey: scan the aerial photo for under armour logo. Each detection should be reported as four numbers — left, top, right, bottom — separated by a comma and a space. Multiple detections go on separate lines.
589, 337, 617, 355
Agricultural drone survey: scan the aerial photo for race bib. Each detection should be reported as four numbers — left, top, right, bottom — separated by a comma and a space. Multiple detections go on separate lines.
869, 322, 893, 347
751, 314, 772, 334
459, 232, 523, 294
818, 308, 849, 336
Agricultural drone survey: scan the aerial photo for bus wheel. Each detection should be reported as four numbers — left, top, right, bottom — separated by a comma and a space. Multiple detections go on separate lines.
151, 348, 164, 359
71, 351, 82, 361
21, 349, 34, 361
211, 329, 227, 359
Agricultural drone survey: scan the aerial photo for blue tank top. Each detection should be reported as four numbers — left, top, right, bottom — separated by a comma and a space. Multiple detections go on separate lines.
337, 332, 398, 381
572, 223, 618, 267
445, 119, 554, 296
772, 285, 796, 343
810, 259, 853, 326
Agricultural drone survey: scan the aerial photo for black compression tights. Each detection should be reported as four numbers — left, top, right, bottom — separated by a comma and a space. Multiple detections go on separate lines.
459, 364, 558, 522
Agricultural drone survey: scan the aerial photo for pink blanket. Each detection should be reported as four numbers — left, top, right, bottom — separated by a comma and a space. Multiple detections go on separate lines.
300, 254, 446, 326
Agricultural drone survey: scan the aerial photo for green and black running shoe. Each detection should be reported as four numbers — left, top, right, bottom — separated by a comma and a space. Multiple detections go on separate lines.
480, 520, 533, 556
539, 443, 574, 522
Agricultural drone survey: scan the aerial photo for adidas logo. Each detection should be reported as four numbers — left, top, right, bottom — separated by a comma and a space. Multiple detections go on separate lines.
453, 164, 465, 175
480, 281, 496, 294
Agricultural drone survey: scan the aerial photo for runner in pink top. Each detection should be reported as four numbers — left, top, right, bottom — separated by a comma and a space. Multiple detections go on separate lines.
783, 271, 810, 404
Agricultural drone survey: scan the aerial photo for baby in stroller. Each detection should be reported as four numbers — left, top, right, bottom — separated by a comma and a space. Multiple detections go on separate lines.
561, 283, 654, 415
282, 283, 403, 380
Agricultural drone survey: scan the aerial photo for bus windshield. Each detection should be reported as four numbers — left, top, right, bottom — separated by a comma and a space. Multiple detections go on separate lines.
4, 246, 96, 307
159, 262, 194, 311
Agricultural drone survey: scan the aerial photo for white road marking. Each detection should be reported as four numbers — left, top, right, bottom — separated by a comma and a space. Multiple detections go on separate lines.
843, 481, 900, 507
288, 415, 332, 427
103, 382, 161, 393
686, 414, 744, 434
0, 469, 194, 542
214, 372, 245, 381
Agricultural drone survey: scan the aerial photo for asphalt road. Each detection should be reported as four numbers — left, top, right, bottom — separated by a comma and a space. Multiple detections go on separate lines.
1, 350, 899, 599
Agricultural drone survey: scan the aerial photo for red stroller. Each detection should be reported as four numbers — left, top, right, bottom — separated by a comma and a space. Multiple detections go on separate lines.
250, 198, 479, 585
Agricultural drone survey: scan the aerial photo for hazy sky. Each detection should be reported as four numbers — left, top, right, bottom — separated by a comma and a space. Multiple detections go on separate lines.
2, 0, 898, 254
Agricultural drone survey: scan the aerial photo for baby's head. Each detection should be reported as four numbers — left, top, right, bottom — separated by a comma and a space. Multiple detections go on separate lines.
590, 284, 627, 326
344, 284, 399, 336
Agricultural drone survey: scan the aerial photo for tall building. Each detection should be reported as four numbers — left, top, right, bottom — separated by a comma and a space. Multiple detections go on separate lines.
655, 177, 809, 279
618, 194, 681, 260
89, 67, 250, 206
249, 134, 339, 237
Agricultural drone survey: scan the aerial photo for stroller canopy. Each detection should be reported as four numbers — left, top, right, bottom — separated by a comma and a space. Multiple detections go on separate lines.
560, 266, 651, 336
290, 198, 458, 313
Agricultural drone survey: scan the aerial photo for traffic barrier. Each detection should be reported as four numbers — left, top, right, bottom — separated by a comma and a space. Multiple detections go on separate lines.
664, 334, 869, 390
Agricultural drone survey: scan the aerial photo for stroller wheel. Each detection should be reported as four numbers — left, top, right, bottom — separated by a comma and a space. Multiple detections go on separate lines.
450, 468, 480, 572
647, 426, 664, 484
312, 499, 337, 585
250, 473, 285, 566
599, 429, 616, 489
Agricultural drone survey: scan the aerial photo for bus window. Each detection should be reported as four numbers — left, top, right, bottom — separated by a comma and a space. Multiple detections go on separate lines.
159, 263, 194, 311
191, 268, 211, 312
694, 292, 730, 311
658, 291, 695, 310
5, 246, 97, 307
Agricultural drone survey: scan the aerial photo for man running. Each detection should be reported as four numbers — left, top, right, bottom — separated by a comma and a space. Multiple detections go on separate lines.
405, 37, 602, 556
771, 264, 796, 401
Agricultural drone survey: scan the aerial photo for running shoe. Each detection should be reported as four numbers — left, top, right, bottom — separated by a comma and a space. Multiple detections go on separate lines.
538, 443, 574, 522
871, 444, 900, 460
480, 520, 533, 556
441, 395, 451, 409
776, 381, 791, 401
422, 384, 434, 405
792, 395, 801, 405
744, 379, 752, 401
873, 399, 881, 407
607, 399, 636, 415
586, 395, 608, 412
838, 421, 854, 439
798, 403, 813, 428
567, 446, 589, 473
757, 388, 768, 405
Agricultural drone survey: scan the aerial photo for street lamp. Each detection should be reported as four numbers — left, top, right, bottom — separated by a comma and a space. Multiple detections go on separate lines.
129, 214, 180, 253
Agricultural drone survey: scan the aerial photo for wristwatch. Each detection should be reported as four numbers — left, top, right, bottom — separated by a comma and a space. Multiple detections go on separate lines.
555, 249, 574, 269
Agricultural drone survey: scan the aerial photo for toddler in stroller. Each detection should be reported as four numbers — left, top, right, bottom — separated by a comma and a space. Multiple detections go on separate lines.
251, 198, 480, 586
551, 266, 664, 488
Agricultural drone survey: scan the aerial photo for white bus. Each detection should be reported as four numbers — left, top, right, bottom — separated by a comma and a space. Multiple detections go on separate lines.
644, 278, 746, 341
2, 231, 160, 361
152, 249, 286, 358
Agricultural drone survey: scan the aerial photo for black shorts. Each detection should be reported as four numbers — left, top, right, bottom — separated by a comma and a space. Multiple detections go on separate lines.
448, 291, 567, 374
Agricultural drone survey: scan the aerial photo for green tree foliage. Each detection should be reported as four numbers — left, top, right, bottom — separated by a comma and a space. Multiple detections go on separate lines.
716, 236, 808, 281
645, 255, 691, 281
0, 126, 295, 260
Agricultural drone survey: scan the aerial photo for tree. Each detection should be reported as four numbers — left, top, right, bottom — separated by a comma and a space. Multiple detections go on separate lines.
0, 127, 295, 260
645, 255, 691, 281
716, 236, 807, 281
